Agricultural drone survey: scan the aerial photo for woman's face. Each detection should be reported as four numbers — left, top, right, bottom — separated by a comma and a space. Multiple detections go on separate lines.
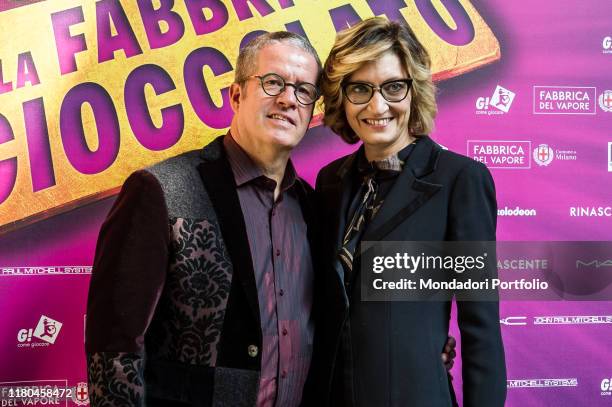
343, 51, 413, 160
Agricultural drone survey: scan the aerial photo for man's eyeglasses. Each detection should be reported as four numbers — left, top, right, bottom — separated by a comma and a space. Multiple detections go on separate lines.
248, 73, 320, 105
343, 79, 413, 104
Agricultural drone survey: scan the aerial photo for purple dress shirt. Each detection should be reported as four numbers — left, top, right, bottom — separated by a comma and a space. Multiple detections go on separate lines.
224, 134, 315, 407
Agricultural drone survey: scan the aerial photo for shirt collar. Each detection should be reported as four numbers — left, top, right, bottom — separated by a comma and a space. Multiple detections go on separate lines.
224, 132, 298, 192
357, 139, 417, 175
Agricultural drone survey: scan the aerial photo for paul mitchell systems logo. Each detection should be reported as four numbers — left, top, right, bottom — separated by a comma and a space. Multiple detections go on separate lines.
476, 85, 516, 115
533, 86, 596, 114
507, 378, 578, 388
533, 315, 612, 325
603, 36, 612, 54
599, 90, 612, 112
467, 140, 531, 169
1, 265, 92, 276
17, 315, 63, 347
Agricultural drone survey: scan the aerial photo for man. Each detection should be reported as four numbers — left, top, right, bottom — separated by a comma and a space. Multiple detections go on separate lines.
86, 31, 321, 407
86, 31, 456, 407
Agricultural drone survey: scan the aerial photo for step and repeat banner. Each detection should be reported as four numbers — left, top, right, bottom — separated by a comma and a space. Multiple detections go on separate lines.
0, 0, 610, 405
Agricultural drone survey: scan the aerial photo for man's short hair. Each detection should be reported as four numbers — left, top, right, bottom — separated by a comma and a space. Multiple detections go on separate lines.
234, 31, 323, 86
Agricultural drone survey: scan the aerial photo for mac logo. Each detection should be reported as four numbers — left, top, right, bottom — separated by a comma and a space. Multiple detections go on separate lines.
576, 260, 612, 268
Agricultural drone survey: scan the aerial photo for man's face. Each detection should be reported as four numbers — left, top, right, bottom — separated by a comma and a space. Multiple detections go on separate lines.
230, 42, 318, 152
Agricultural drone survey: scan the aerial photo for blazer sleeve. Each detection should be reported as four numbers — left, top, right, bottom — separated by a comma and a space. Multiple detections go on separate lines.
447, 161, 507, 407
85, 170, 170, 407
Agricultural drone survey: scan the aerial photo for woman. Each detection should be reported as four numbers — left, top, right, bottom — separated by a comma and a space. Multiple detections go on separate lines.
314, 17, 506, 406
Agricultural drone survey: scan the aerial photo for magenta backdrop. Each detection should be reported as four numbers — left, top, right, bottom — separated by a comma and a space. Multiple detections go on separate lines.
1, 1, 611, 406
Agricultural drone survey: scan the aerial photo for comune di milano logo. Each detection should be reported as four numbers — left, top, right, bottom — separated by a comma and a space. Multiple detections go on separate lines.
17, 315, 63, 347
599, 90, 612, 112
532, 143, 578, 167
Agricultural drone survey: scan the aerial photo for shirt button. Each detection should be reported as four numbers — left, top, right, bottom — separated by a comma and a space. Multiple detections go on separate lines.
279, 289, 284, 296
276, 249, 281, 256
281, 370, 287, 378
247, 344, 259, 358
282, 328, 288, 336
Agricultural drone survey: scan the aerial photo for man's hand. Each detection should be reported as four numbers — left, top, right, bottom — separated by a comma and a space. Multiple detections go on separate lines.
441, 335, 457, 375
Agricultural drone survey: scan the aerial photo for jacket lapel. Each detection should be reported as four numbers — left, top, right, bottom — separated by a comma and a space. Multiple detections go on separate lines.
363, 136, 443, 242
332, 152, 358, 254
197, 136, 261, 328
325, 152, 359, 306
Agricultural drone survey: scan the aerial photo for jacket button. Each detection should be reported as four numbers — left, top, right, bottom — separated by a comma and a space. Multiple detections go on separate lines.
248, 344, 259, 358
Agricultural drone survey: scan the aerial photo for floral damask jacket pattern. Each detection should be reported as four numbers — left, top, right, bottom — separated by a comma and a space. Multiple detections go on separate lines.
86, 140, 273, 406
87, 216, 234, 403
87, 352, 144, 406
146, 217, 233, 365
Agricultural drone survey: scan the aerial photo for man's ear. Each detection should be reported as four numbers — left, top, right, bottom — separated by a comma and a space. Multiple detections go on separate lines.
229, 82, 242, 114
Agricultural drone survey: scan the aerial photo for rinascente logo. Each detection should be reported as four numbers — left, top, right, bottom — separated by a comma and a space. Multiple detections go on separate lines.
467, 140, 531, 169
475, 85, 516, 115
497, 206, 536, 217
533, 86, 597, 114
569, 207, 612, 217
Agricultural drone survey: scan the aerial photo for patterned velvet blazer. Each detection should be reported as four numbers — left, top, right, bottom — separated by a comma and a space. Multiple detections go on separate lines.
85, 136, 318, 407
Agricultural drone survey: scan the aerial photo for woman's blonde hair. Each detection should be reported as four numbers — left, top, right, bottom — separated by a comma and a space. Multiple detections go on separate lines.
322, 17, 437, 143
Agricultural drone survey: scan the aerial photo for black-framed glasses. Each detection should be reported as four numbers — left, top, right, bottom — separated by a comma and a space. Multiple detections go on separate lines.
248, 73, 320, 105
343, 79, 413, 104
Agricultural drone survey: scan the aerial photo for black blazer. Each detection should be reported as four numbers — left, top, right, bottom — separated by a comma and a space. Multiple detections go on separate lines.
86, 136, 321, 407
312, 136, 506, 407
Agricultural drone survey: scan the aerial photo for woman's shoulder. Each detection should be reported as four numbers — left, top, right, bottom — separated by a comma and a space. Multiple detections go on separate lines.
433, 142, 491, 177
315, 152, 356, 187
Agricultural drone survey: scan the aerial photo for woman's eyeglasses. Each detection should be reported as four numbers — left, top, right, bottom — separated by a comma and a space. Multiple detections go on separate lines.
343, 79, 412, 104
